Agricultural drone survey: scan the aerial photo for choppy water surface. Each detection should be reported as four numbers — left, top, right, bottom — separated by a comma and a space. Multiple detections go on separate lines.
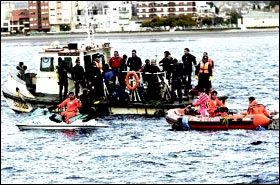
1, 30, 279, 184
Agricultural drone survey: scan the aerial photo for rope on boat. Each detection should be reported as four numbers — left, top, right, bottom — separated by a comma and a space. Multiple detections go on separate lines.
222, 116, 229, 127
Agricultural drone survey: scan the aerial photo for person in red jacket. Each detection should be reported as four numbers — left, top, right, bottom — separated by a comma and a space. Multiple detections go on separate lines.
57, 92, 81, 124
109, 51, 122, 71
109, 50, 123, 85
246, 97, 270, 118
207, 90, 225, 117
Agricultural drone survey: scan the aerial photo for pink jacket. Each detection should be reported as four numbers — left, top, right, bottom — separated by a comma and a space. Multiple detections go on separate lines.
193, 92, 209, 116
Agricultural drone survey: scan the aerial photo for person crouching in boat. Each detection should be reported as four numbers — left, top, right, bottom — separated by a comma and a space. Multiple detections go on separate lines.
207, 90, 227, 117
243, 97, 271, 118
57, 92, 81, 124
190, 88, 209, 116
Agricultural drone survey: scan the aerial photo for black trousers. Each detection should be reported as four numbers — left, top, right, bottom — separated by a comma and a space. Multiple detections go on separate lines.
59, 82, 68, 101
74, 80, 84, 97
197, 73, 211, 94
171, 79, 182, 102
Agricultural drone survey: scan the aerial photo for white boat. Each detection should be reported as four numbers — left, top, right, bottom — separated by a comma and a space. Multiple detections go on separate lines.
16, 108, 109, 131
2, 39, 112, 113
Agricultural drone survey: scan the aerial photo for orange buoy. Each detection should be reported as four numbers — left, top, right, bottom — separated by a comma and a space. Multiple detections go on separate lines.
125, 71, 139, 90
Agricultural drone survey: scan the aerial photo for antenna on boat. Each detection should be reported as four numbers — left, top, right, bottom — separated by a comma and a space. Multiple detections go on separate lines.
86, 2, 95, 45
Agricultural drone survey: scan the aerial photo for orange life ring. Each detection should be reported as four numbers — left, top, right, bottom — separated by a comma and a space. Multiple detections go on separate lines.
125, 71, 139, 90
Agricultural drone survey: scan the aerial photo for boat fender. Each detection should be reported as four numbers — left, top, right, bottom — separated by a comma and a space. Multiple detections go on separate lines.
256, 125, 266, 131
125, 71, 139, 90
182, 116, 190, 130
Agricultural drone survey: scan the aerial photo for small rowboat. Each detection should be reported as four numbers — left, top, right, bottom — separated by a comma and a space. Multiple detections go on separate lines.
166, 108, 272, 131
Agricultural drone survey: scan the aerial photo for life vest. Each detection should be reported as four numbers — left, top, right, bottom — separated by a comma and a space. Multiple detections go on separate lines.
199, 61, 210, 74
247, 103, 270, 117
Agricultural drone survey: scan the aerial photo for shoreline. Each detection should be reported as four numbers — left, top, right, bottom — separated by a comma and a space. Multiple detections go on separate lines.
1, 28, 278, 40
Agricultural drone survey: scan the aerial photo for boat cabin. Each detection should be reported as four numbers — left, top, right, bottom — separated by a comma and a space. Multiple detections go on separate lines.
28, 41, 111, 95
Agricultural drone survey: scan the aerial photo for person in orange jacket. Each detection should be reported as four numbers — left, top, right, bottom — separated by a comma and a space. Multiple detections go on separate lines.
57, 92, 81, 124
207, 90, 225, 117
246, 97, 270, 118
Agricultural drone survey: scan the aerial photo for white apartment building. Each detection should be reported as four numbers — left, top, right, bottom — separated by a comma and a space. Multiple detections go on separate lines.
94, 1, 133, 32
48, 1, 73, 32
136, 1, 197, 19
1, 2, 15, 33
238, 11, 279, 28
195, 1, 215, 18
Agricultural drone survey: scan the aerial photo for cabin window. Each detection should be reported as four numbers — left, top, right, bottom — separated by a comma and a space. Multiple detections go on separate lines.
40, 57, 54, 71
64, 57, 73, 70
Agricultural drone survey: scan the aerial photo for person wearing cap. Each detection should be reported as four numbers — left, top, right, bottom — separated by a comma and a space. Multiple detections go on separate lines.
57, 92, 81, 124
203, 52, 214, 69
182, 48, 197, 91
71, 57, 85, 97
195, 54, 213, 95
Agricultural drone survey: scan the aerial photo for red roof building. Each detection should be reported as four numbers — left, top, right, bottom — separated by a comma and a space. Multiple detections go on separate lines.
10, 9, 30, 33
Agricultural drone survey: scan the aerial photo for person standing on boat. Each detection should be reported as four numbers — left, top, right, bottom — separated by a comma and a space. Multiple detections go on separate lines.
159, 51, 174, 82
103, 63, 116, 99
207, 90, 225, 117
127, 49, 142, 72
203, 52, 214, 69
91, 60, 104, 100
182, 48, 197, 92
170, 59, 183, 103
141, 59, 151, 82
71, 58, 85, 97
189, 88, 209, 116
57, 92, 81, 124
109, 51, 123, 85
16, 62, 27, 80
57, 57, 68, 101
144, 59, 162, 101
119, 54, 128, 100
195, 55, 213, 95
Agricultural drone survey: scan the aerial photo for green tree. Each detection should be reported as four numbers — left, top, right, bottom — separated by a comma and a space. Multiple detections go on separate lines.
202, 16, 212, 26
227, 10, 241, 25
269, 1, 279, 8
140, 14, 197, 29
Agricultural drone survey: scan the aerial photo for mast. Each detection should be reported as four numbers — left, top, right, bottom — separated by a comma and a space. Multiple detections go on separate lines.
85, 1, 95, 45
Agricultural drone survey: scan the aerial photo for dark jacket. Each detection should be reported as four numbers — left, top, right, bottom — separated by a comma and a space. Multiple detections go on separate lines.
127, 56, 142, 71
71, 65, 85, 81
57, 63, 68, 84
171, 62, 183, 82
159, 57, 174, 72
182, 53, 196, 74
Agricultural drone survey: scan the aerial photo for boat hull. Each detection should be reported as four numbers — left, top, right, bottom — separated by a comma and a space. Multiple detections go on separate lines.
16, 109, 109, 131
16, 121, 108, 131
166, 108, 273, 131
